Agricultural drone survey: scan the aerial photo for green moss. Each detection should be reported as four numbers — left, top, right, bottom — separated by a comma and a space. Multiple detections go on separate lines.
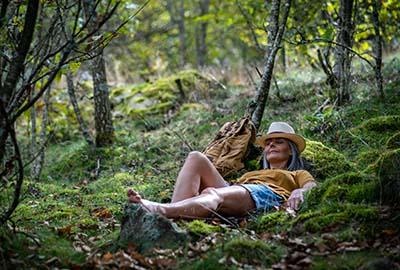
224, 237, 284, 266
252, 211, 292, 233
303, 172, 379, 209
42, 141, 96, 182
358, 115, 400, 132
185, 220, 222, 236
376, 149, 400, 206
355, 149, 380, 170
312, 250, 387, 270
182, 248, 229, 270
298, 203, 378, 233
302, 140, 353, 181
386, 132, 400, 149
111, 69, 220, 118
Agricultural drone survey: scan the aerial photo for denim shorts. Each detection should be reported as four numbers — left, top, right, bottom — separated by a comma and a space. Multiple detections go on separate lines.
241, 184, 283, 212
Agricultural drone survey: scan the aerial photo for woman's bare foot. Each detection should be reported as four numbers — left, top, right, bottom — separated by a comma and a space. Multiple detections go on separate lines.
127, 189, 142, 203
127, 189, 166, 215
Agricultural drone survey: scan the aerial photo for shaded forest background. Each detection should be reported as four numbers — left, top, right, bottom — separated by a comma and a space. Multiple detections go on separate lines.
1, 0, 400, 269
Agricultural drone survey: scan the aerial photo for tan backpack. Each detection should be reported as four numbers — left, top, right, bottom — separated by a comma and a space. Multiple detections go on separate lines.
203, 117, 256, 177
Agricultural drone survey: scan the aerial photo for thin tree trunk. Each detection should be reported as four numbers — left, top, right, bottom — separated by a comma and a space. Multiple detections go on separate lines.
264, 0, 280, 60
177, 0, 186, 67
66, 70, 94, 145
196, 0, 210, 68
0, 0, 39, 164
166, 0, 186, 68
30, 88, 37, 172
280, 44, 286, 72
333, 0, 354, 105
83, 0, 114, 147
31, 86, 50, 180
250, 0, 291, 130
371, 0, 384, 99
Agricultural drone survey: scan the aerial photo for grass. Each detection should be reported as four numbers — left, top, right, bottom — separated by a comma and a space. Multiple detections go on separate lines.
1, 56, 400, 268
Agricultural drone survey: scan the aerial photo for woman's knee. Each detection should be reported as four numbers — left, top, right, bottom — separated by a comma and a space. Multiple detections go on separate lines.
200, 187, 223, 204
187, 151, 208, 164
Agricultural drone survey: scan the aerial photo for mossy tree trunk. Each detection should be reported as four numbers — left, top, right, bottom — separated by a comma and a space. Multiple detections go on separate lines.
251, 0, 291, 130
83, 0, 114, 147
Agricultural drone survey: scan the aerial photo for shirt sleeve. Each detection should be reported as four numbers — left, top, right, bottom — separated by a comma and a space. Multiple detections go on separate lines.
296, 170, 315, 188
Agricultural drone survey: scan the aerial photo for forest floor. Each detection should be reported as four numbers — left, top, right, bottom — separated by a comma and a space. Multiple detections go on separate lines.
1, 56, 400, 269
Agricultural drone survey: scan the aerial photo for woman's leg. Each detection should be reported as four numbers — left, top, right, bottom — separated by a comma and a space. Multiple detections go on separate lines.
128, 185, 255, 219
171, 151, 229, 203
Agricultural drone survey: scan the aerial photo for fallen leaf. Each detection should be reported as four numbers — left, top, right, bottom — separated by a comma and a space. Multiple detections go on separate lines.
102, 252, 113, 262
57, 225, 73, 236
92, 207, 112, 219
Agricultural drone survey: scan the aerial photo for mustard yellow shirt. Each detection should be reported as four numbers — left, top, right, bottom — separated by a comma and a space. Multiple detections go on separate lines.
236, 169, 315, 200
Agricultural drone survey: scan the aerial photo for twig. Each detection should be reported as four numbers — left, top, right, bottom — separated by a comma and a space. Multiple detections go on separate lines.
94, 158, 101, 179
313, 98, 331, 115
284, 37, 375, 68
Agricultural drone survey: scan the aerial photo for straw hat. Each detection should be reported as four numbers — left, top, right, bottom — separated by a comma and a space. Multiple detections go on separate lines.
256, 122, 306, 152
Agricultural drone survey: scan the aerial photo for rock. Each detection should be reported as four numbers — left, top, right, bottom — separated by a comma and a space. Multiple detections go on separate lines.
377, 149, 400, 206
119, 203, 188, 252
386, 132, 400, 150
302, 140, 353, 181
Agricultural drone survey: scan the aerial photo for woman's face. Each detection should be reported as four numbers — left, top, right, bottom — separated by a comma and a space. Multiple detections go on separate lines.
264, 137, 292, 166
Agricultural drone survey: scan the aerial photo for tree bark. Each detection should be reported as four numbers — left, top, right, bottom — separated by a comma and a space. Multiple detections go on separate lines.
371, 0, 384, 99
177, 0, 186, 67
0, 0, 39, 164
83, 0, 114, 147
196, 0, 210, 68
31, 86, 50, 180
66, 70, 94, 145
166, 0, 187, 68
333, 0, 354, 105
250, 0, 291, 130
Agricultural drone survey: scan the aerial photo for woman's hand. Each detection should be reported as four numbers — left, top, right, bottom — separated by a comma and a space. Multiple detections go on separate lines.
287, 181, 317, 210
287, 188, 304, 210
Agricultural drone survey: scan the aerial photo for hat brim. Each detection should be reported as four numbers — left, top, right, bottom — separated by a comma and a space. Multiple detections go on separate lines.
255, 133, 306, 152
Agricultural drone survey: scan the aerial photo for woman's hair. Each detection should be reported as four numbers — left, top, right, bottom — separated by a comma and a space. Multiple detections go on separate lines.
262, 140, 304, 171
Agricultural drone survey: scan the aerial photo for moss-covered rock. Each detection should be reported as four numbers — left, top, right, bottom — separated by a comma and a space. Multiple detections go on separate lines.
376, 149, 400, 206
302, 140, 353, 181
355, 149, 381, 170
358, 115, 400, 132
111, 70, 221, 118
119, 204, 188, 253
303, 172, 379, 210
386, 132, 400, 149
295, 203, 378, 233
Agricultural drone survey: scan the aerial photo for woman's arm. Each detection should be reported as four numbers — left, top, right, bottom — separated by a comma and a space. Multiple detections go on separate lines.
286, 181, 317, 210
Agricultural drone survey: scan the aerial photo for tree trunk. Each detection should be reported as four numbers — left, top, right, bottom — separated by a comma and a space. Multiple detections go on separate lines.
166, 0, 187, 68
83, 0, 114, 147
280, 44, 286, 73
196, 0, 210, 68
250, 0, 291, 130
66, 70, 94, 145
30, 89, 37, 172
177, 0, 186, 67
333, 0, 354, 105
0, 0, 39, 164
31, 86, 50, 180
371, 0, 384, 99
